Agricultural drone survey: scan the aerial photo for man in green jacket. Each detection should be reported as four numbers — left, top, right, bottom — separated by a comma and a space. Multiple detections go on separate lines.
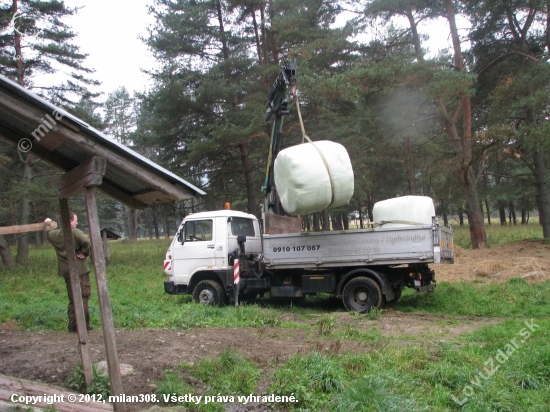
44, 213, 93, 332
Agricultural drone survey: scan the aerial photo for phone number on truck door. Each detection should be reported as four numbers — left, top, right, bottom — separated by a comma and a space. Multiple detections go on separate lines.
272, 245, 320, 252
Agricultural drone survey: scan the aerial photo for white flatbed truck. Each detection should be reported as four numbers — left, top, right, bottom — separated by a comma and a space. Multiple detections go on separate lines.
163, 209, 454, 312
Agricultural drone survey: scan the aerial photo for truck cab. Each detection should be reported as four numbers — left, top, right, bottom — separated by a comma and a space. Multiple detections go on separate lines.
164, 210, 262, 303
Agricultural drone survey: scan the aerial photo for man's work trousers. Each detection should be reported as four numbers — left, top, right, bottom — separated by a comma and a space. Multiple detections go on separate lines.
64, 273, 91, 331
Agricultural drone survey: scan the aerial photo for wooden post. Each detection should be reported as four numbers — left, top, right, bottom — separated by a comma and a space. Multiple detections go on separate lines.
58, 198, 94, 388
85, 187, 125, 412
58, 156, 125, 411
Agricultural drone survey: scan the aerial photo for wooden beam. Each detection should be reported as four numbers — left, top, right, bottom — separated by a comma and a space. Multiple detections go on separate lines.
0, 223, 45, 235
59, 157, 107, 199
0, 127, 77, 171
0, 92, 199, 203
85, 187, 125, 412
97, 181, 147, 210
0, 129, 146, 209
133, 189, 180, 206
59, 198, 94, 388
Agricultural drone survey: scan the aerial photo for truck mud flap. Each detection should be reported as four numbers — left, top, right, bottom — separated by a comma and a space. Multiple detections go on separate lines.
270, 285, 303, 298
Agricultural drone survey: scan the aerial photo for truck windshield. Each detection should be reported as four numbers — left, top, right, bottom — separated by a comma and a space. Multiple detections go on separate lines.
230, 217, 256, 237
184, 220, 213, 241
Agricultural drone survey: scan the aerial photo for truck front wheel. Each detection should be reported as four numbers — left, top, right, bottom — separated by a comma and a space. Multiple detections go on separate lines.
342, 277, 383, 313
193, 280, 225, 306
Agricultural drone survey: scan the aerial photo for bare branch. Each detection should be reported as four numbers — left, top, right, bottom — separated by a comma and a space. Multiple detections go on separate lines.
478, 51, 539, 78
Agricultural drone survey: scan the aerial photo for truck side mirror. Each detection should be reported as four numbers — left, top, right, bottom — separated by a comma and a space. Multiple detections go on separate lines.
177, 228, 184, 244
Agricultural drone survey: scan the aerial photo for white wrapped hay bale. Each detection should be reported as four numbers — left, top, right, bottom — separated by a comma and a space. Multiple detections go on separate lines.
274, 140, 354, 216
372, 195, 435, 228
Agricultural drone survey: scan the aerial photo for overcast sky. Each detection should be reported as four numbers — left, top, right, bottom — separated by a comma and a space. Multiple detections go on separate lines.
46, 0, 158, 97
23, 1, 460, 99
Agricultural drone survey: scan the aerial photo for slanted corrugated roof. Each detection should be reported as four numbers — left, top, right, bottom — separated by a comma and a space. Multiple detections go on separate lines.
0, 75, 205, 208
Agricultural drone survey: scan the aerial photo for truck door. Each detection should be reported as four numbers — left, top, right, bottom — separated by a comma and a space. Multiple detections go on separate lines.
172, 219, 215, 284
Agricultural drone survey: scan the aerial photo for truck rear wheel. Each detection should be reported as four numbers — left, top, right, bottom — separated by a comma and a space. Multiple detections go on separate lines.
193, 280, 224, 306
342, 277, 383, 313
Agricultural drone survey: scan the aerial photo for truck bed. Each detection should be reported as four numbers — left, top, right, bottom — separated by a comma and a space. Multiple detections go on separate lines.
262, 222, 454, 269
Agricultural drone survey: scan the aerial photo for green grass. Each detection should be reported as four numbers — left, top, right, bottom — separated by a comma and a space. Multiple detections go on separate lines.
452, 221, 544, 248
1, 232, 550, 329
156, 346, 261, 412
1, 228, 550, 410
157, 320, 547, 411
395, 278, 550, 317
0, 238, 319, 330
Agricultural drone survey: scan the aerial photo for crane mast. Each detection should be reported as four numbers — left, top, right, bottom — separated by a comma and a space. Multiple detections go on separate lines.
262, 62, 296, 216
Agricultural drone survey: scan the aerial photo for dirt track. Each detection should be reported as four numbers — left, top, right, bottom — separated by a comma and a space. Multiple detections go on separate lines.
434, 239, 550, 284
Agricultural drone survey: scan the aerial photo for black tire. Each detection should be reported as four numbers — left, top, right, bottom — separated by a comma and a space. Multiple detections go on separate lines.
342, 276, 383, 313
193, 280, 225, 306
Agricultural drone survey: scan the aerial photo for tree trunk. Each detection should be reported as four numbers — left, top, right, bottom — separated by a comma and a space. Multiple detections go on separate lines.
331, 213, 343, 231
439, 199, 449, 226
260, 4, 269, 64
485, 200, 491, 225
499, 207, 506, 225
312, 212, 320, 232
16, 153, 33, 265
405, 137, 415, 195
321, 210, 330, 231
495, 174, 507, 225
133, 209, 139, 240
358, 206, 364, 229
163, 215, 169, 239
366, 195, 373, 222
533, 151, 550, 237
508, 202, 517, 225
123, 206, 131, 239
459, 210, 464, 226
440, 0, 486, 248
14, 0, 25, 87
251, 7, 263, 65
304, 215, 311, 231
0, 235, 12, 270
153, 211, 160, 239
146, 210, 153, 239
343, 213, 349, 230
268, 0, 280, 64
238, 143, 258, 216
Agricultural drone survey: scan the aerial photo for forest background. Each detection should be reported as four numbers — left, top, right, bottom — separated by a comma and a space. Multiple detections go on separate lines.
1, 0, 550, 267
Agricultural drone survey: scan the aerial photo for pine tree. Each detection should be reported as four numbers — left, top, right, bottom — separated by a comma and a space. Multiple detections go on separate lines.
467, 0, 550, 238
0, 0, 99, 101
0, 0, 98, 264
104, 87, 140, 239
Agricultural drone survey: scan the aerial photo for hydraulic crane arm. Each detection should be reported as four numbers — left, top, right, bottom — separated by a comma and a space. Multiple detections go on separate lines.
262, 62, 296, 215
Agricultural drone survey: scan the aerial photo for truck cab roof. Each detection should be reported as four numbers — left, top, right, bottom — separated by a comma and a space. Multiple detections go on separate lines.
184, 210, 258, 221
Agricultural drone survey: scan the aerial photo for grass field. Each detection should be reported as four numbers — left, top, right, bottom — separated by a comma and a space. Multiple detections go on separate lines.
451, 221, 545, 249
1, 224, 549, 411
